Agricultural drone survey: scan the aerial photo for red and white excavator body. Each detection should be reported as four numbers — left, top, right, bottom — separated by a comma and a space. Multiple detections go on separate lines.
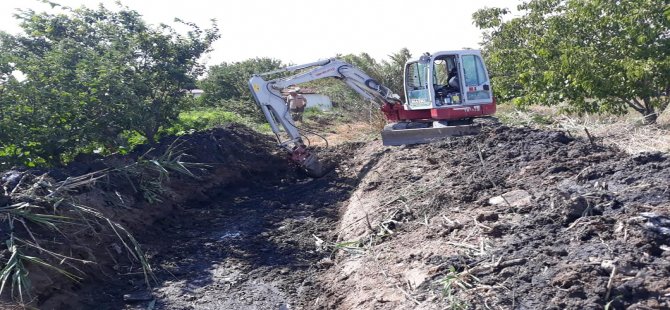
248, 50, 496, 176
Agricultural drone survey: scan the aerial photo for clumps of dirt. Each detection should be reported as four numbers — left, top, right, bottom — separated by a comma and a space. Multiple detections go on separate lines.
9, 122, 668, 309
317, 125, 670, 309
0, 124, 298, 309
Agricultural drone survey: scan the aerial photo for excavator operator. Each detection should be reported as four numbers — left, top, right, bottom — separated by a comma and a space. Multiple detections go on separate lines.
446, 67, 460, 91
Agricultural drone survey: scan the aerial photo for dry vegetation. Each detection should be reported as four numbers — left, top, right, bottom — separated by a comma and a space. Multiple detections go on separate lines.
496, 104, 670, 154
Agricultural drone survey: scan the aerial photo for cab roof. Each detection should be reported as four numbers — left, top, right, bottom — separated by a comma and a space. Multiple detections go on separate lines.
406, 50, 482, 63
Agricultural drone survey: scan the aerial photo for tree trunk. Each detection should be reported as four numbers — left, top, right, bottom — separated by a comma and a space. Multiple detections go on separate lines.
145, 128, 156, 144
642, 98, 657, 125
143, 119, 157, 143
643, 111, 657, 124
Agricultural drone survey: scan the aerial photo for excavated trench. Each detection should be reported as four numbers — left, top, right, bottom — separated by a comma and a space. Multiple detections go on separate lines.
4, 123, 669, 309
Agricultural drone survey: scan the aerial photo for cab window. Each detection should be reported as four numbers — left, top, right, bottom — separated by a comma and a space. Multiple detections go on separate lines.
462, 55, 487, 86
406, 62, 428, 89
405, 62, 431, 107
433, 59, 449, 85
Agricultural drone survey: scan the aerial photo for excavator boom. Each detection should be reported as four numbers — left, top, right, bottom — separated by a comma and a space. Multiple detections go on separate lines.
248, 59, 399, 176
248, 51, 496, 176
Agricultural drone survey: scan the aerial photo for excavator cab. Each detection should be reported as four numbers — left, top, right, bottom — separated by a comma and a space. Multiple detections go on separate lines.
431, 55, 461, 105
380, 50, 496, 146
404, 51, 494, 113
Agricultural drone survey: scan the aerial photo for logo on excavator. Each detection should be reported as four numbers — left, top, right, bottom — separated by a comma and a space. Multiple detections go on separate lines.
453, 105, 481, 112
253, 84, 260, 92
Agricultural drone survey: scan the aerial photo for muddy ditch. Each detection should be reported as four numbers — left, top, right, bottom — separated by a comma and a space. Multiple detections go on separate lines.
2, 123, 669, 309
0, 124, 304, 309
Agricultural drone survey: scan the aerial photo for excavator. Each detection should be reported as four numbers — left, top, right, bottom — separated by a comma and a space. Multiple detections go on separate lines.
248, 50, 496, 177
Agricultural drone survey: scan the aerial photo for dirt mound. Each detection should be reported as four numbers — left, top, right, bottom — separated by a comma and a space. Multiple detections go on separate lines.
10, 123, 668, 309
317, 125, 670, 309
0, 124, 298, 309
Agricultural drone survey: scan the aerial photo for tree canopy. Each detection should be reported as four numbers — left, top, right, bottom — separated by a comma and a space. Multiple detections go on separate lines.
474, 0, 670, 123
320, 49, 412, 115
197, 58, 284, 123
0, 3, 219, 166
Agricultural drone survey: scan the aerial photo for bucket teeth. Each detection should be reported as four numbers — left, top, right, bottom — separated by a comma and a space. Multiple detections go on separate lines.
381, 124, 481, 146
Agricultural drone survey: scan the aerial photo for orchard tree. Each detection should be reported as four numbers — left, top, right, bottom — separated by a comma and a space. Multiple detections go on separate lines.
341, 53, 384, 82
313, 48, 411, 111
198, 58, 283, 122
0, 3, 219, 165
200, 58, 284, 104
197, 48, 411, 123
474, 0, 670, 123
379, 48, 412, 102
0, 51, 19, 164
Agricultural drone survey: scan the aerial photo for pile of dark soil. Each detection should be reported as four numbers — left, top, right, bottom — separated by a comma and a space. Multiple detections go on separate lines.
318, 125, 670, 309
6, 122, 668, 310
0, 124, 299, 309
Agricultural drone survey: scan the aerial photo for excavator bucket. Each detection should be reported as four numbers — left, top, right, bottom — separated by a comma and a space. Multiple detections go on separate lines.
291, 145, 326, 178
302, 153, 325, 178
381, 122, 481, 146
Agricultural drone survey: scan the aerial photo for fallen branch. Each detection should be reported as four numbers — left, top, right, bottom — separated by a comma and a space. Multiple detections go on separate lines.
584, 128, 596, 146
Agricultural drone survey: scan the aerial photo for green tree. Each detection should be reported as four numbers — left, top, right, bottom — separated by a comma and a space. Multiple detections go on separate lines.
379, 48, 412, 102
322, 52, 385, 113
341, 52, 384, 82
474, 0, 670, 123
198, 58, 283, 122
200, 58, 284, 103
197, 49, 410, 123
0, 3, 218, 166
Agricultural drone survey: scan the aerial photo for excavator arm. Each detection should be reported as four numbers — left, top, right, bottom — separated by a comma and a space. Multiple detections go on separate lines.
248, 59, 401, 177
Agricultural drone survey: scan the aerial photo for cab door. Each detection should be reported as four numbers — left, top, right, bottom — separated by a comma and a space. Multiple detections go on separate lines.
404, 61, 432, 110
459, 54, 493, 104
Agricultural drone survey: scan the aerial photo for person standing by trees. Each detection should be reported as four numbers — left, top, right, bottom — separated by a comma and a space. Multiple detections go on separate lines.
287, 88, 307, 122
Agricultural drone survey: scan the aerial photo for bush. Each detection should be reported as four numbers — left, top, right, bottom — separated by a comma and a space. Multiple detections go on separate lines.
163, 107, 271, 136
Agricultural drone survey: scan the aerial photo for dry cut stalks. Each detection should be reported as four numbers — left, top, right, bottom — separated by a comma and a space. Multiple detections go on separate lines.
0, 138, 202, 304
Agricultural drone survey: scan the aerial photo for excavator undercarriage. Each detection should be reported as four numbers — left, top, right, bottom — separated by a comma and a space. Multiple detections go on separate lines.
381, 121, 481, 146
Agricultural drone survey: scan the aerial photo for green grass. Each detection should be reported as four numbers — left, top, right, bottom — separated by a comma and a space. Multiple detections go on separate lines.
302, 107, 326, 119
163, 107, 271, 136
438, 266, 472, 309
